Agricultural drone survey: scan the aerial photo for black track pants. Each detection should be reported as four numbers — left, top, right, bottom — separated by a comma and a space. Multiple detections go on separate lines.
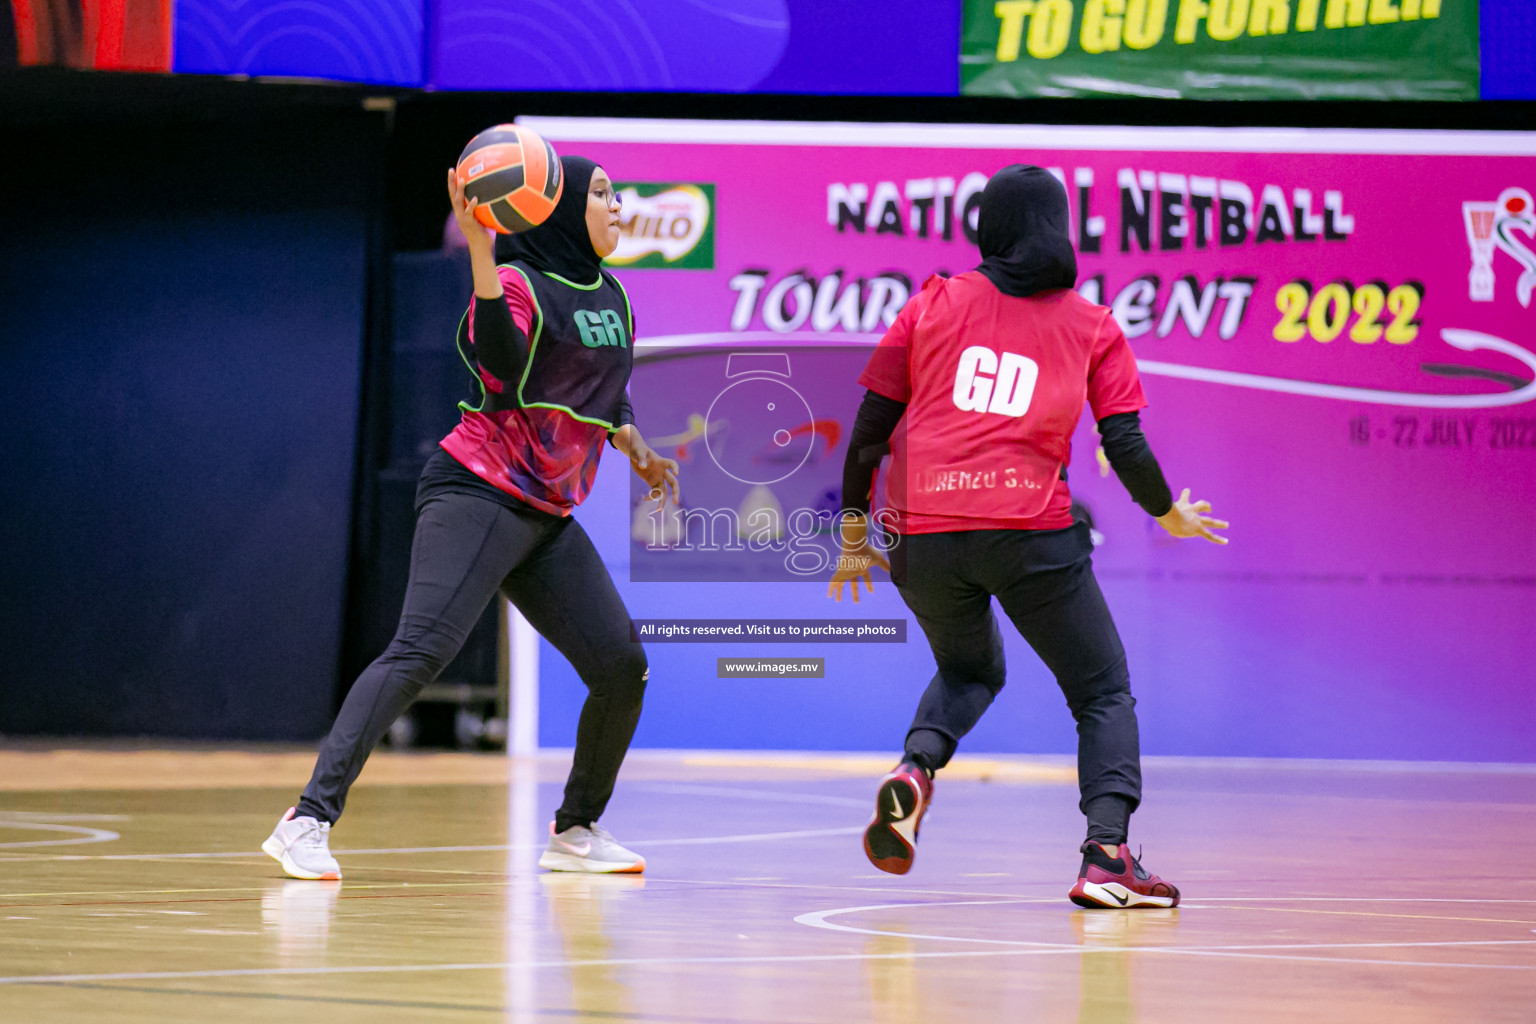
890, 523, 1142, 828
297, 487, 646, 827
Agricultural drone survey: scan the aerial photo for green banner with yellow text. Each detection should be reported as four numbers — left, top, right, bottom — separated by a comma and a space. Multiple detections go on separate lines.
961, 0, 1479, 100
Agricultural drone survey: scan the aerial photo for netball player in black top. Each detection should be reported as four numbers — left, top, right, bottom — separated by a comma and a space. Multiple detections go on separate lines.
264, 155, 678, 879
832, 166, 1228, 908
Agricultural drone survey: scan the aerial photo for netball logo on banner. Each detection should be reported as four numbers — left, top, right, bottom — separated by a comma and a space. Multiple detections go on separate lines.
1464, 188, 1536, 306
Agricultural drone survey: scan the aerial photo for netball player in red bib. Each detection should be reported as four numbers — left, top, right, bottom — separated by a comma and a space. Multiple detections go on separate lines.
263, 156, 679, 880
831, 165, 1227, 909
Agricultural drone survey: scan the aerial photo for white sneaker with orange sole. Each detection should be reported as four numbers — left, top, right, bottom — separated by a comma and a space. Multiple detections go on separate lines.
262, 807, 342, 880
538, 822, 645, 873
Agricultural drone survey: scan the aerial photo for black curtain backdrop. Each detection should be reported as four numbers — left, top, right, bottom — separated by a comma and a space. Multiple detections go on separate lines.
0, 103, 386, 739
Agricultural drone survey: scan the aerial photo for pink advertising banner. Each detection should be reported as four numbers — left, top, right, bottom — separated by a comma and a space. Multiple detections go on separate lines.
523, 118, 1536, 760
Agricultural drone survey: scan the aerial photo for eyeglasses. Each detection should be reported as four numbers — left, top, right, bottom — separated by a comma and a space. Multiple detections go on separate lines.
589, 187, 621, 208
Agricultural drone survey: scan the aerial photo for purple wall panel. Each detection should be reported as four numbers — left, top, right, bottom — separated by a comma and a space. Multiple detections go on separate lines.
174, 0, 425, 85
527, 119, 1536, 762
430, 0, 958, 94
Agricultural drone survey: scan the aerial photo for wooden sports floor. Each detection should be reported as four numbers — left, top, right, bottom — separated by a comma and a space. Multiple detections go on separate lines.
1, 748, 1532, 1023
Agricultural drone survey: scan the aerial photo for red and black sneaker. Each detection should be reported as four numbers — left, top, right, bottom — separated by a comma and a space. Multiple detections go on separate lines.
863, 761, 933, 874
1069, 841, 1180, 909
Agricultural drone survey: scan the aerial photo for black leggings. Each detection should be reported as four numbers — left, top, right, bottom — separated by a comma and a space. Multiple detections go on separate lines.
297, 485, 647, 829
890, 523, 1141, 845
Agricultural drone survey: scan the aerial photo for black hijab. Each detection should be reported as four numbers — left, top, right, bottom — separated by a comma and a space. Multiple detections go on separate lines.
974, 164, 1078, 298
495, 154, 604, 282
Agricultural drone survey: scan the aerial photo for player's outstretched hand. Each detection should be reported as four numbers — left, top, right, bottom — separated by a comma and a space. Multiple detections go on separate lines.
828, 514, 891, 603
1155, 488, 1229, 545
636, 456, 681, 510
828, 546, 890, 604
615, 427, 680, 509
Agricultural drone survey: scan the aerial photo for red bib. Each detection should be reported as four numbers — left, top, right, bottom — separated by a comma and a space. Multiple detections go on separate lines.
877, 273, 1108, 523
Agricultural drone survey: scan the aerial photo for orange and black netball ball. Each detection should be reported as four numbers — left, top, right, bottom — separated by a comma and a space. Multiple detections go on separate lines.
455, 124, 564, 234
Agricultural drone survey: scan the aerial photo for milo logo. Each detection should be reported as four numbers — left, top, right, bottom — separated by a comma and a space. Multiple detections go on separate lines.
609, 183, 715, 270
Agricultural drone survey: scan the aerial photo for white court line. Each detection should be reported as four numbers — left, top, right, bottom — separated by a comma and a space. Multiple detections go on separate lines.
0, 951, 1096, 986
0, 814, 131, 822
0, 877, 1053, 905
793, 900, 1536, 966
4, 938, 1533, 988
15, 782, 864, 861
622, 874, 1536, 908
797, 899, 1071, 945
1193, 897, 1536, 904
800, 902, 1536, 952
25, 826, 865, 863
0, 822, 122, 849
648, 876, 1064, 901
633, 782, 870, 808
633, 827, 864, 848
1121, 947, 1536, 970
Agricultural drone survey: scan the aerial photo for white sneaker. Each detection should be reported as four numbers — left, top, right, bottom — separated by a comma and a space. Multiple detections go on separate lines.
262, 807, 342, 880
538, 821, 645, 874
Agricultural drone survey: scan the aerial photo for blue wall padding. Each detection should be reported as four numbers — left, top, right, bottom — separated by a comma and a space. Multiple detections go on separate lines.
0, 115, 377, 739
